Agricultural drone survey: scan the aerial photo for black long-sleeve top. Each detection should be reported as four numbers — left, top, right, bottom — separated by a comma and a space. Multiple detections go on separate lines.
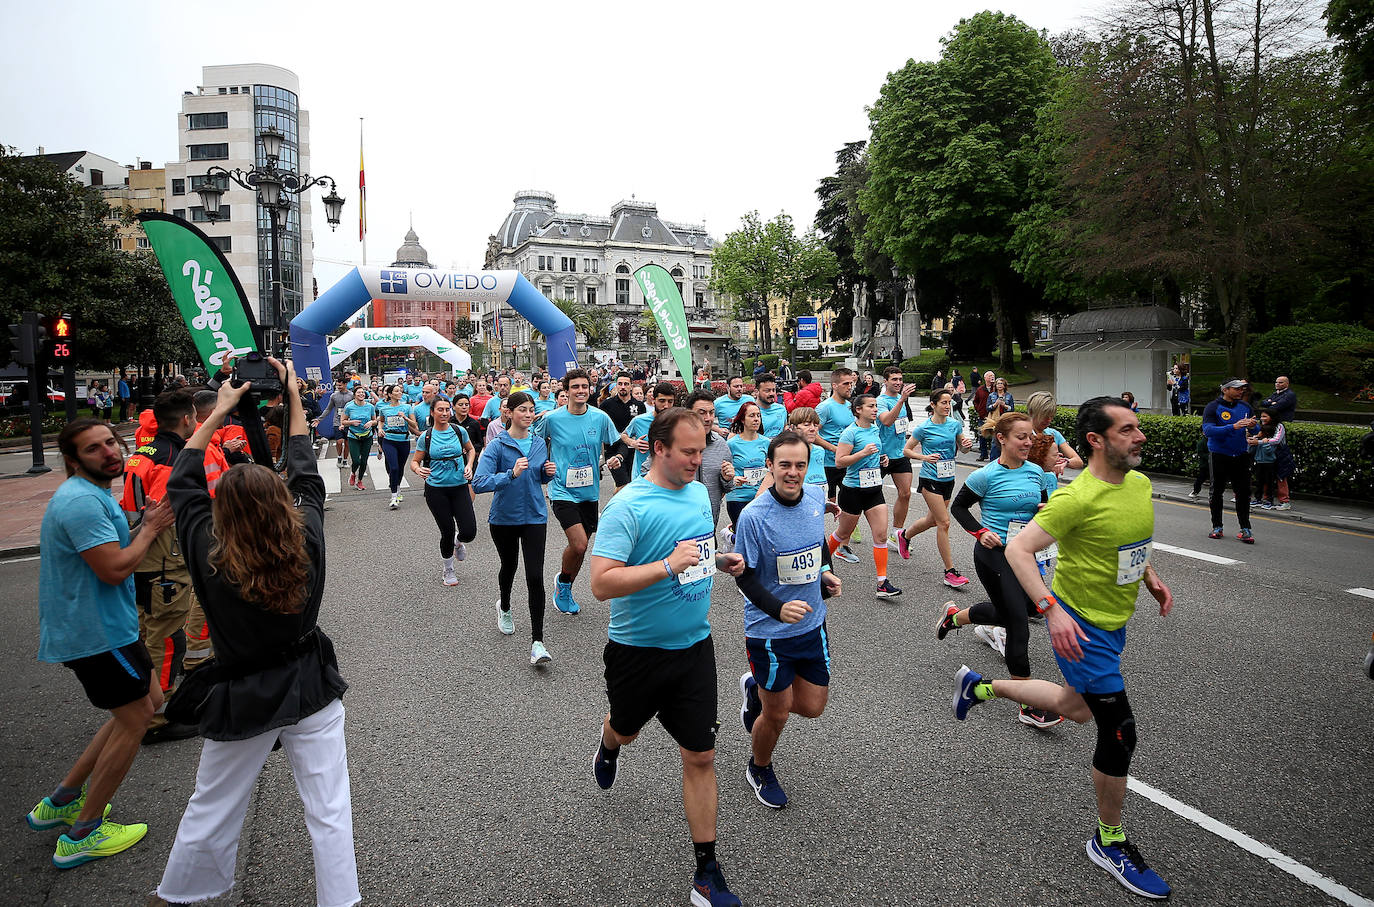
168, 434, 346, 740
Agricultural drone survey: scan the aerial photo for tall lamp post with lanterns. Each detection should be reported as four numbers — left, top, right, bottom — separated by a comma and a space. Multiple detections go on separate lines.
195, 125, 344, 354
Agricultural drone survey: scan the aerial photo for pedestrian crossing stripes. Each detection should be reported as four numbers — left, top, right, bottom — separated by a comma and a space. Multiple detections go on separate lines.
316, 448, 407, 494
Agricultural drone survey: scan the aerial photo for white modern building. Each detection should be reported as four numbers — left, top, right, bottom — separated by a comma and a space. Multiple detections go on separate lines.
164, 64, 315, 331
17, 149, 129, 188
484, 191, 731, 375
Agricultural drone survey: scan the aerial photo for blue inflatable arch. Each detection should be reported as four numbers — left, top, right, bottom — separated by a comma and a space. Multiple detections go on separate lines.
290, 266, 578, 382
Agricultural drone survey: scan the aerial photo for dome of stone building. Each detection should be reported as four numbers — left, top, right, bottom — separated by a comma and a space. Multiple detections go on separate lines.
392, 226, 432, 268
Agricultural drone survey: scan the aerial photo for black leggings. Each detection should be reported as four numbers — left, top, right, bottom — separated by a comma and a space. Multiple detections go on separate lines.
424, 483, 477, 558
380, 437, 410, 493
726, 499, 747, 530
491, 523, 547, 643
967, 543, 1033, 677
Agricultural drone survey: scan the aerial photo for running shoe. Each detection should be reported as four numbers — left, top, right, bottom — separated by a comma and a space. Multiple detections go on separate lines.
1018, 705, 1064, 728
593, 732, 619, 791
455, 542, 468, 562
952, 665, 985, 720
388, 493, 399, 510
396, 493, 404, 503
875, 579, 902, 598
1272, 502, 1291, 511
720, 526, 735, 554
973, 624, 1005, 657
1208, 526, 1223, 539
1186, 489, 1201, 499
943, 568, 970, 589
834, 545, 860, 564
26, 787, 108, 831
52, 820, 148, 869
896, 528, 911, 560
1364, 633, 1373, 680
442, 565, 458, 587
852, 525, 862, 544
336, 456, 345, 467
691, 860, 742, 907
936, 602, 960, 640
887, 531, 900, 552
1249, 498, 1263, 507
1086, 834, 1172, 899
1237, 528, 1255, 544
739, 672, 761, 735
530, 641, 551, 667
554, 579, 581, 615
497, 607, 515, 635
745, 759, 787, 809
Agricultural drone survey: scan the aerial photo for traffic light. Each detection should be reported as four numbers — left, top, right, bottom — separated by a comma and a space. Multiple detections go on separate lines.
43, 313, 74, 368
8, 321, 35, 366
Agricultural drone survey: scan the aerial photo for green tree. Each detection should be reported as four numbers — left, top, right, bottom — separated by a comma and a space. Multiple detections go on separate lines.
711, 211, 837, 355
541, 296, 610, 348
0, 147, 194, 372
859, 12, 1057, 372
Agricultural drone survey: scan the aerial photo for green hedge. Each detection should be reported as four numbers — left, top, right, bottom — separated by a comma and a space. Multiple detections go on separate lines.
1248, 323, 1374, 383
1043, 407, 1374, 502
1291, 337, 1374, 393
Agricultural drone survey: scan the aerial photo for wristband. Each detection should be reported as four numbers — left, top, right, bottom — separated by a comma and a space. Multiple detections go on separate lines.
971, 527, 990, 540
663, 558, 675, 578
1036, 593, 1060, 614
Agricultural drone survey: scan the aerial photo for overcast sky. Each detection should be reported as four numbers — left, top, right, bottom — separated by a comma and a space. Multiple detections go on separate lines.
4, 0, 1100, 293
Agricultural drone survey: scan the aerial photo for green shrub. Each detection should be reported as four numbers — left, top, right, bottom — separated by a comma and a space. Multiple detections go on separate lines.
1247, 323, 1374, 382
0, 412, 70, 439
1290, 337, 1374, 393
1044, 407, 1374, 501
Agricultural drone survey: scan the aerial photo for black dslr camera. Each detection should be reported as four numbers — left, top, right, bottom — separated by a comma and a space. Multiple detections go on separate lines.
233, 351, 284, 403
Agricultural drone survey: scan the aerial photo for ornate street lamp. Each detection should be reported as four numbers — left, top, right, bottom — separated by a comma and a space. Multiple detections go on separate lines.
195, 127, 344, 353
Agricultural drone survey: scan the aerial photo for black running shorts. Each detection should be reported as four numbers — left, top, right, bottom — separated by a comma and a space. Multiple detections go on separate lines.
604, 635, 718, 753
64, 642, 152, 710
551, 499, 600, 533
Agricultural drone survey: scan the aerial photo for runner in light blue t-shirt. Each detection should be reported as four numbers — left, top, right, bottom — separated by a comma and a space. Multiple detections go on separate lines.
895, 388, 974, 589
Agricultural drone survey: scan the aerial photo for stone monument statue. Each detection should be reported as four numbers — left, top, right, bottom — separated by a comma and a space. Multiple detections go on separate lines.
897, 275, 922, 359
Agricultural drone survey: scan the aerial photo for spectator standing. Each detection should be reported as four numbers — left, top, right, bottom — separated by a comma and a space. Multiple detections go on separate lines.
1261, 376, 1298, 424
1121, 391, 1140, 413
1202, 379, 1258, 543
776, 358, 795, 388
117, 371, 133, 421
1248, 411, 1294, 510
789, 371, 823, 412
930, 369, 945, 392
986, 377, 1015, 461
972, 371, 996, 460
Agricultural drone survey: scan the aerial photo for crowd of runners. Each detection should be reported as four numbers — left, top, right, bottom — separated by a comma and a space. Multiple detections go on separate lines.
33, 354, 1235, 905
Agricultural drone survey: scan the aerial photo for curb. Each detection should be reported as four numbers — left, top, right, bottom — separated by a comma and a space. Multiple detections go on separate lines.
1150, 489, 1374, 536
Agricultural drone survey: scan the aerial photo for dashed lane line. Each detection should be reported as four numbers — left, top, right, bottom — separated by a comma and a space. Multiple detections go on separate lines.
1128, 776, 1374, 907
1152, 542, 1242, 566
1345, 587, 1374, 600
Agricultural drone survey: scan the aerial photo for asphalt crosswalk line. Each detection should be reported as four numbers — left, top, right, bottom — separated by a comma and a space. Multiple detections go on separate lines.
1153, 542, 1241, 566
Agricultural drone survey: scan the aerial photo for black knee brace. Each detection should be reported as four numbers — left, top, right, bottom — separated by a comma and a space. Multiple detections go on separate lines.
1083, 690, 1136, 777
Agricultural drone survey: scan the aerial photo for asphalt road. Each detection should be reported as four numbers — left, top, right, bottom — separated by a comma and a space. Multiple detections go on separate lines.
1, 457, 1371, 907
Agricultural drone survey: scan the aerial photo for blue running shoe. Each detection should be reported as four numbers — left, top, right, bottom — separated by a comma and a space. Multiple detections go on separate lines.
691, 860, 742, 907
745, 759, 787, 809
1086, 834, 1172, 899
739, 672, 761, 734
952, 665, 985, 721
555, 579, 581, 614
1237, 528, 1254, 544
593, 729, 619, 791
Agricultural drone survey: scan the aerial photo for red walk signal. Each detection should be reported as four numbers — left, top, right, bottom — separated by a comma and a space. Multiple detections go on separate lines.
42, 313, 74, 365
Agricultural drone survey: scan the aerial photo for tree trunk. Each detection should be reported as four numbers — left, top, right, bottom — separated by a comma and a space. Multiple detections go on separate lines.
1214, 273, 1250, 378
990, 285, 1014, 373
1014, 313, 1035, 361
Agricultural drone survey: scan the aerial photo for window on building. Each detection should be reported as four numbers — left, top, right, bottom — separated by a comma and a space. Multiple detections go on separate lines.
670, 266, 684, 278
89, 169, 103, 186
189, 173, 229, 191
591, 259, 600, 274
695, 293, 705, 307
541, 285, 552, 299
564, 286, 576, 301
189, 205, 229, 222
693, 265, 708, 279
218, 87, 227, 95
210, 236, 231, 253
188, 112, 229, 130
616, 278, 630, 306
173, 208, 185, 219
109, 238, 122, 251
676, 282, 684, 299
136, 237, 151, 250
230, 86, 239, 94
172, 178, 185, 195
615, 264, 630, 274
586, 287, 597, 306
189, 143, 229, 161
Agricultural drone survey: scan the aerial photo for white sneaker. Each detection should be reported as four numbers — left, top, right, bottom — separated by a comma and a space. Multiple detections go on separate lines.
720, 527, 735, 553
530, 641, 551, 666
1186, 490, 1201, 500
834, 544, 860, 564
887, 531, 900, 551
455, 542, 468, 561
442, 566, 458, 587
498, 607, 515, 635
388, 493, 399, 510
973, 624, 1006, 657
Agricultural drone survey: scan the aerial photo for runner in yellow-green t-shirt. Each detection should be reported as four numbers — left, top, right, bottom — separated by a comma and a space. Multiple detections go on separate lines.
948, 396, 1176, 901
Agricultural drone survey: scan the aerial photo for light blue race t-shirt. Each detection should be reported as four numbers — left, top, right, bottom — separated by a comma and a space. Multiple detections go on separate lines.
377, 403, 413, 441
482, 395, 507, 422
38, 477, 138, 663
805, 443, 828, 486
962, 460, 1047, 540
736, 485, 829, 640
714, 393, 755, 431
909, 416, 964, 482
816, 397, 855, 468
343, 401, 377, 439
758, 402, 788, 438
876, 393, 914, 458
626, 411, 655, 478
838, 422, 883, 488
533, 406, 621, 502
592, 480, 717, 649
534, 395, 558, 414
726, 435, 771, 502
417, 426, 469, 486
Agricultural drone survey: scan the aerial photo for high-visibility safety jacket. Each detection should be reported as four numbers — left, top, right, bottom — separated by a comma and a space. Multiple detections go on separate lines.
202, 428, 230, 496
135, 409, 159, 447
121, 432, 187, 514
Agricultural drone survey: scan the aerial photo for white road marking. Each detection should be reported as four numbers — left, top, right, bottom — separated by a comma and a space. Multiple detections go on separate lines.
1153, 542, 1241, 566
1128, 776, 1374, 906
366, 454, 409, 491
0, 555, 40, 564
1346, 587, 1374, 600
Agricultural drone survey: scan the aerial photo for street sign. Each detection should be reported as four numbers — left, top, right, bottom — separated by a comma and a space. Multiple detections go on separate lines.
796, 315, 820, 351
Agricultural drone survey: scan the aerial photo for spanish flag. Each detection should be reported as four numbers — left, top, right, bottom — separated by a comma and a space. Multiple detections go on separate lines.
358, 119, 367, 243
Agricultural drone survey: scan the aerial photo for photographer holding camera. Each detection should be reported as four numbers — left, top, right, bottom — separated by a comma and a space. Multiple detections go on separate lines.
152, 356, 358, 907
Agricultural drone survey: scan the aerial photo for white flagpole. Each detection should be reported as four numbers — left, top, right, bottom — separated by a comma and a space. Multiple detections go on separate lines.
360, 117, 369, 377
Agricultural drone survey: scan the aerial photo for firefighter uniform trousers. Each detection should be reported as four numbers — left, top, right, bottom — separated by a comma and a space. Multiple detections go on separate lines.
134, 528, 194, 731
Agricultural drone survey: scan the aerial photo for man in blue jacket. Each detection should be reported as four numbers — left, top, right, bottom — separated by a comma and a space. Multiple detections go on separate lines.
1202, 379, 1258, 543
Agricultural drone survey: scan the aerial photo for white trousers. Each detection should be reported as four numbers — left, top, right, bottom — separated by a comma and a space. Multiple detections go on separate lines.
156, 698, 360, 907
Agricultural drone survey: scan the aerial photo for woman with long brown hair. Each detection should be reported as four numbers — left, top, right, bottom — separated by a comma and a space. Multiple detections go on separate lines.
153, 358, 357, 907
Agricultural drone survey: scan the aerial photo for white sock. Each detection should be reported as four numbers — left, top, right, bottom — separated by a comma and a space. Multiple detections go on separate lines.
443, 556, 455, 570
